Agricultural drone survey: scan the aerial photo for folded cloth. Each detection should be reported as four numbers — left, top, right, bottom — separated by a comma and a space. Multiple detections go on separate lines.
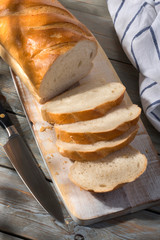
107, 0, 160, 132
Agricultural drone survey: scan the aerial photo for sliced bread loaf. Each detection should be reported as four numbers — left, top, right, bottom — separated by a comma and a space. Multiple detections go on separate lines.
41, 81, 125, 124
0, 1, 97, 103
56, 125, 138, 161
69, 145, 147, 192
55, 101, 141, 144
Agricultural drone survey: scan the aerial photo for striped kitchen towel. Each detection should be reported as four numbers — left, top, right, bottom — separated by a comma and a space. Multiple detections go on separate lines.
107, 0, 160, 132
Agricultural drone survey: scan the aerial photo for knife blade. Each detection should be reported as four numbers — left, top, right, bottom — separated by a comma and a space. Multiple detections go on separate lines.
0, 102, 64, 223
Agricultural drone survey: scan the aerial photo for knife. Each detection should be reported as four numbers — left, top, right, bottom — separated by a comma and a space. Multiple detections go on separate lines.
0, 102, 64, 223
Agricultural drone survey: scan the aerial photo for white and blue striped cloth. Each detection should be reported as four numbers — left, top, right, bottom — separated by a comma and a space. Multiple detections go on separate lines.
107, 0, 160, 132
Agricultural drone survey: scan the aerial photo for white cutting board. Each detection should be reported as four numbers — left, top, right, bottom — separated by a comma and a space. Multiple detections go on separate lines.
12, 44, 160, 225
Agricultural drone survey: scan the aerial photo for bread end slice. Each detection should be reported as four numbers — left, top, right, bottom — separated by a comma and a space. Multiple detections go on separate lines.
69, 145, 147, 192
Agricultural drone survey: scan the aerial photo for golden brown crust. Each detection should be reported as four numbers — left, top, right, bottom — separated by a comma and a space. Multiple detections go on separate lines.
41, 88, 125, 124
0, 0, 96, 101
56, 126, 138, 161
55, 113, 141, 144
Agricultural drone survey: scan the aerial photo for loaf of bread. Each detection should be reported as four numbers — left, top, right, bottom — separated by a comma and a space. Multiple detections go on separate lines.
69, 145, 147, 192
41, 80, 125, 124
55, 100, 141, 144
0, 0, 97, 103
56, 125, 138, 161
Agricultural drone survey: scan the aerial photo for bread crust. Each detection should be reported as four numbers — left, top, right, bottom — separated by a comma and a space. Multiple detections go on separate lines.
41, 88, 125, 124
56, 126, 138, 161
55, 112, 141, 144
0, 0, 97, 102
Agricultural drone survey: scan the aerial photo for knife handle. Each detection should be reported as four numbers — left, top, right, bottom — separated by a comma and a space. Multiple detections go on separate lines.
0, 102, 13, 129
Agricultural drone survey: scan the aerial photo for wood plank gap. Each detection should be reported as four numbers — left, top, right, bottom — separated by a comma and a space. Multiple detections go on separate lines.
68, 2, 103, 8
0, 230, 33, 240
66, 0, 106, 7
6, 110, 25, 118
65, 5, 107, 18
108, 57, 132, 66
46, 177, 53, 183
0, 164, 16, 172
66, 6, 109, 20
94, 30, 114, 38
0, 161, 52, 184
145, 209, 160, 215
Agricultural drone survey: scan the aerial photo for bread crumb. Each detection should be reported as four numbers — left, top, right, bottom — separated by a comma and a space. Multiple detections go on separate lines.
0, 114, 5, 118
40, 126, 53, 132
40, 126, 46, 132
65, 220, 69, 225
48, 138, 53, 142
55, 172, 59, 175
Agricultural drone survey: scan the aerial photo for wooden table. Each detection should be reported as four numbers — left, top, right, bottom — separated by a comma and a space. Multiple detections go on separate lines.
0, 1, 160, 239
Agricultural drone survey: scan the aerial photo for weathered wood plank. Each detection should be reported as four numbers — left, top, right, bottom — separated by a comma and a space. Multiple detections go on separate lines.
0, 232, 23, 240
111, 61, 139, 104
66, 0, 107, 7
0, 166, 72, 240
0, 165, 160, 240
0, 166, 134, 240
69, 8, 113, 36
0, 59, 24, 116
95, 33, 130, 64
59, 0, 107, 17
97, 211, 160, 240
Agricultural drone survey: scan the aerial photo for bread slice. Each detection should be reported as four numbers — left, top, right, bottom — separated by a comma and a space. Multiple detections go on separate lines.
55, 101, 141, 144
69, 145, 147, 192
56, 125, 138, 161
41, 81, 125, 124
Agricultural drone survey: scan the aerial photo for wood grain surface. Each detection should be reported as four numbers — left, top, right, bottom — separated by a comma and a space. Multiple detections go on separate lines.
0, 0, 160, 239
